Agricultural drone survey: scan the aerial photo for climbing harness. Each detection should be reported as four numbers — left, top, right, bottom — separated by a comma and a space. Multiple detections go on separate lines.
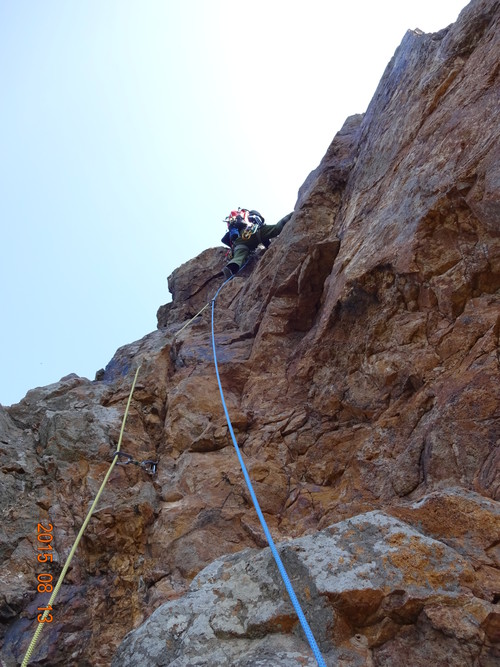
210, 276, 327, 667
113, 451, 158, 475
21, 366, 142, 667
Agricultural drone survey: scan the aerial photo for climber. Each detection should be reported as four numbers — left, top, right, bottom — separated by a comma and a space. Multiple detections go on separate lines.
221, 208, 293, 279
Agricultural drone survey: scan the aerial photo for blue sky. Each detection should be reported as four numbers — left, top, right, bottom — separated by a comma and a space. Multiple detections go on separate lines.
0, 0, 467, 406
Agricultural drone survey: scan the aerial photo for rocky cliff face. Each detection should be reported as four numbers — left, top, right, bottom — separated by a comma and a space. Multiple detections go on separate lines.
2, 0, 499, 665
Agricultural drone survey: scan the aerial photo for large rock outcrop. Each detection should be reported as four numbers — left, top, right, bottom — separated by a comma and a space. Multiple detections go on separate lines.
112, 509, 498, 666
1, 0, 499, 665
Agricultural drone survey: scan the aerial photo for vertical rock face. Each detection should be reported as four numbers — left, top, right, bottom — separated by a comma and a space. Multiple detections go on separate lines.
1, 0, 499, 665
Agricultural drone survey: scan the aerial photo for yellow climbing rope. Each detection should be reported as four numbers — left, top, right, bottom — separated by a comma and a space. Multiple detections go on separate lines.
174, 301, 211, 338
21, 365, 141, 667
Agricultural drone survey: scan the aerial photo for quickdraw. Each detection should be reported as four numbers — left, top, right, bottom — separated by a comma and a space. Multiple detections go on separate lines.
112, 451, 158, 475
241, 223, 258, 240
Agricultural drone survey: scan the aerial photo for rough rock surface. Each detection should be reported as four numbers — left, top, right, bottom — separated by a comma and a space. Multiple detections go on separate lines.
112, 511, 496, 667
1, 0, 499, 665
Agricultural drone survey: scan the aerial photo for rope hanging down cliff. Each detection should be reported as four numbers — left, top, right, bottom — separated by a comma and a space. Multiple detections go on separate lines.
22, 272, 325, 665
210, 275, 327, 667
21, 366, 142, 667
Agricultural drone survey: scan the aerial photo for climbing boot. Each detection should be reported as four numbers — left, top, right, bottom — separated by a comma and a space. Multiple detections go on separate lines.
223, 263, 239, 279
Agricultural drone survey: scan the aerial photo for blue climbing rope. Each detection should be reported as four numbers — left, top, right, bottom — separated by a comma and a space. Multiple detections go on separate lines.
211, 277, 327, 667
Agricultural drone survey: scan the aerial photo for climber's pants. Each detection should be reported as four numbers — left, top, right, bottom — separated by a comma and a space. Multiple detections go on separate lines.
227, 213, 293, 271
229, 244, 250, 270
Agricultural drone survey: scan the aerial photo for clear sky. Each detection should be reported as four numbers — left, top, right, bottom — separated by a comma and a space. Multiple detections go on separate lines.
0, 0, 467, 406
